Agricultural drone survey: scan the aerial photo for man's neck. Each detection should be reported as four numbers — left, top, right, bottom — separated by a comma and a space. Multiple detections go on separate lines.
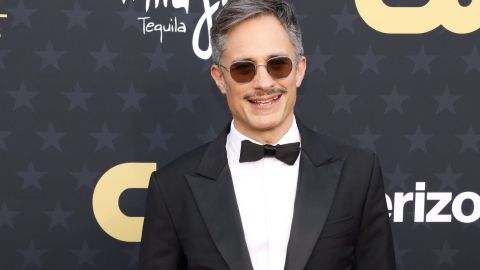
232, 114, 294, 145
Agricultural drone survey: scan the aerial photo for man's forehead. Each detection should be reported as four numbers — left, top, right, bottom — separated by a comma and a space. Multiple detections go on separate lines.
219, 14, 295, 63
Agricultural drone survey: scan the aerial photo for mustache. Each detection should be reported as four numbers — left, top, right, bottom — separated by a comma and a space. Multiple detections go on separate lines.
243, 87, 287, 99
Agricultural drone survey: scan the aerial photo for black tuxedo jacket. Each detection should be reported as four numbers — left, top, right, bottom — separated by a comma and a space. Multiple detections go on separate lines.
139, 119, 396, 270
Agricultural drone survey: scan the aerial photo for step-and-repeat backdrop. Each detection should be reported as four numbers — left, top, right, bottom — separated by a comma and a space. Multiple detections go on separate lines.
1, 0, 479, 269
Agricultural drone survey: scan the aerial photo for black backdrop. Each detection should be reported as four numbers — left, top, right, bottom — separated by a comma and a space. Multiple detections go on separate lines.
1, 0, 480, 269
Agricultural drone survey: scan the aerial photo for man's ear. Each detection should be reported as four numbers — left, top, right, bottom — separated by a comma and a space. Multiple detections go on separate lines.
295, 55, 307, 88
211, 64, 227, 95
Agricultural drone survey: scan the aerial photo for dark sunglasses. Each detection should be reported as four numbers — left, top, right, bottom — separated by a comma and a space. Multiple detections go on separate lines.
217, 56, 293, 83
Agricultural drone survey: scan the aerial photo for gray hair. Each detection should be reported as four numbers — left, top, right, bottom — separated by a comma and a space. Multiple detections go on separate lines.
210, 0, 304, 64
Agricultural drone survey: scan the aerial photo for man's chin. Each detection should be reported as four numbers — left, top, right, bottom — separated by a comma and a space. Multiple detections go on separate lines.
247, 115, 287, 132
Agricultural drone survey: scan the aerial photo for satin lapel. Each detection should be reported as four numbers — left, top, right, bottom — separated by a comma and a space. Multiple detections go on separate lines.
284, 119, 345, 270
284, 154, 345, 270
185, 124, 254, 270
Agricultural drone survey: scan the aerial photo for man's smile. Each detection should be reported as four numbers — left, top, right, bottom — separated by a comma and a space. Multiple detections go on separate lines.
246, 93, 282, 104
246, 93, 283, 110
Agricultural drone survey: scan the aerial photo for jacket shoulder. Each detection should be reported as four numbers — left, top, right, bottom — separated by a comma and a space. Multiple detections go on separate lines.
151, 142, 209, 184
314, 131, 377, 166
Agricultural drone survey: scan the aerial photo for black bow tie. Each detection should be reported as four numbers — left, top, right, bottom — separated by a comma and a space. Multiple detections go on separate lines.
239, 140, 300, 165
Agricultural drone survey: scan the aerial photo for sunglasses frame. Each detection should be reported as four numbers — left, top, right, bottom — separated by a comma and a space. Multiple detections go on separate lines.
217, 56, 295, 83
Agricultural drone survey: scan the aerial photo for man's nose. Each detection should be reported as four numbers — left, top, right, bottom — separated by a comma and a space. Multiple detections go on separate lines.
252, 65, 275, 90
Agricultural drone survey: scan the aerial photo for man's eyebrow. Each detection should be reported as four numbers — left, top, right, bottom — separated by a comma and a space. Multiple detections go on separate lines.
267, 53, 288, 58
231, 57, 255, 63
231, 53, 289, 63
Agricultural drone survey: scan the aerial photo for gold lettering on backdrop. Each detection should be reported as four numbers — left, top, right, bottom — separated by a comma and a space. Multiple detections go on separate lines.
355, 0, 480, 34
0, 13, 7, 38
92, 163, 156, 242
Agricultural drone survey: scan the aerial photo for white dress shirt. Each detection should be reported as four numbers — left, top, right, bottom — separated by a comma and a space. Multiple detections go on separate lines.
226, 118, 301, 270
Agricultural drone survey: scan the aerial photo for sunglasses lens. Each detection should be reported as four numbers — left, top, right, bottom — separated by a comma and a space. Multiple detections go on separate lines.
230, 62, 256, 83
227, 57, 293, 83
267, 57, 292, 79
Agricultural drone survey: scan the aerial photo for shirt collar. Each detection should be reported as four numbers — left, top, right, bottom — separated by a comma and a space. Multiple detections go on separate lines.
227, 116, 301, 158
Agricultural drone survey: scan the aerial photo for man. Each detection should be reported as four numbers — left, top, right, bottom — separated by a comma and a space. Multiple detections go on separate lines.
139, 0, 396, 269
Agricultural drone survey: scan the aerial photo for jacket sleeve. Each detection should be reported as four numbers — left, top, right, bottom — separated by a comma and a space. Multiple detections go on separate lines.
354, 153, 396, 270
139, 172, 186, 270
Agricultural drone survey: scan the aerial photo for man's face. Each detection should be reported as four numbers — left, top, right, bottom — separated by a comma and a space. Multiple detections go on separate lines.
211, 14, 306, 140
